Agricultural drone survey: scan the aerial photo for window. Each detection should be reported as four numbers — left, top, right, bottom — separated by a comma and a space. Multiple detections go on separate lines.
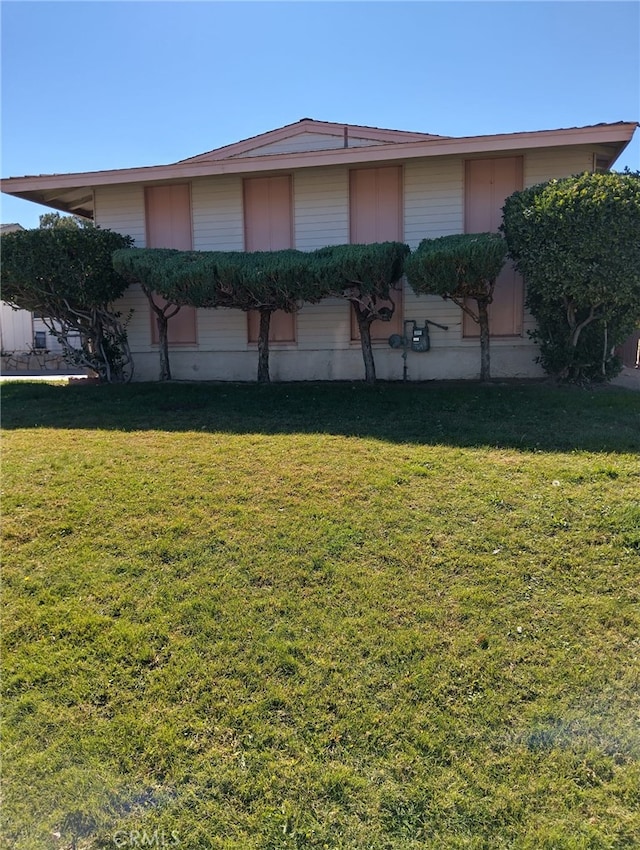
463, 157, 524, 338
33, 331, 47, 349
247, 309, 296, 344
144, 184, 197, 345
349, 166, 404, 341
244, 175, 296, 343
150, 294, 199, 345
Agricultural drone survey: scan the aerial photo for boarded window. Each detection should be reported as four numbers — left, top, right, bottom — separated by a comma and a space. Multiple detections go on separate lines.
463, 158, 523, 338
244, 176, 295, 343
349, 166, 404, 341
145, 184, 197, 345
247, 309, 297, 343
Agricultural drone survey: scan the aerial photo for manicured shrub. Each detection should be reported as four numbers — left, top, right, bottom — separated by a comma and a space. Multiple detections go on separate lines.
114, 248, 328, 383
113, 248, 202, 381
115, 243, 410, 384
502, 171, 640, 383
310, 242, 410, 384
405, 233, 507, 381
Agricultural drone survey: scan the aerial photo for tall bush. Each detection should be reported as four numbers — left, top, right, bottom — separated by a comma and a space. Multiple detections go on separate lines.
2, 227, 134, 382
502, 171, 640, 382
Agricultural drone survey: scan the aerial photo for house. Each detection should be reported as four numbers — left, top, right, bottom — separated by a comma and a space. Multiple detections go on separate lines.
1, 119, 637, 381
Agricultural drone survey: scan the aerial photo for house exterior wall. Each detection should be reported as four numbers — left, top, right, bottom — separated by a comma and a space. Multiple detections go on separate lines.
32, 318, 65, 353
0, 304, 67, 355
98, 145, 598, 382
94, 184, 146, 246
0, 302, 33, 352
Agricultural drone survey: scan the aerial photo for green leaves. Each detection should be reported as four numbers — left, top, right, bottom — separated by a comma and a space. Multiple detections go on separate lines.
113, 243, 410, 314
309, 242, 410, 299
113, 242, 411, 384
2, 227, 133, 314
1, 227, 135, 382
502, 171, 640, 382
404, 233, 508, 381
404, 233, 508, 301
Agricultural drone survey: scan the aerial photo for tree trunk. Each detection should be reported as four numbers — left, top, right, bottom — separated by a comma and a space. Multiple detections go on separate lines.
157, 315, 171, 381
143, 287, 176, 382
42, 304, 133, 382
601, 320, 608, 378
94, 320, 111, 383
353, 304, 376, 385
257, 309, 272, 383
477, 299, 491, 382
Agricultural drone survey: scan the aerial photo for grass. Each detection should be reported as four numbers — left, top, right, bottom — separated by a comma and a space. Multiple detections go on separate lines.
2, 380, 640, 849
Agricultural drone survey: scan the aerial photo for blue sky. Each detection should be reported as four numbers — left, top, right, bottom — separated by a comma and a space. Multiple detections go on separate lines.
1, 0, 638, 228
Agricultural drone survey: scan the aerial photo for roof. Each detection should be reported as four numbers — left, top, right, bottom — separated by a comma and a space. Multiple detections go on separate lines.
0, 223, 25, 234
1, 118, 637, 219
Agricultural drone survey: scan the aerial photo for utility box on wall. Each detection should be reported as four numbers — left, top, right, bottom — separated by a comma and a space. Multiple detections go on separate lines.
410, 323, 430, 352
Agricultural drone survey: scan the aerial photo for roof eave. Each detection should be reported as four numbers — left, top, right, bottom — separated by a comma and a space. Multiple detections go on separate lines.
2, 123, 637, 216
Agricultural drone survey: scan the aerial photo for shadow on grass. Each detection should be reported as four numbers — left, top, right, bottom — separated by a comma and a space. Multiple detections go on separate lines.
2, 380, 639, 453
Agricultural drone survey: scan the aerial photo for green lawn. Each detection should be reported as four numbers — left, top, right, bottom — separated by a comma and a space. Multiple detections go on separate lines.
2, 381, 639, 849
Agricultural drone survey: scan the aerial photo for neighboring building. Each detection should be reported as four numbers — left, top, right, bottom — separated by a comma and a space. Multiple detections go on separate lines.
0, 299, 34, 354
1, 119, 637, 381
1, 225, 32, 353
1, 224, 35, 353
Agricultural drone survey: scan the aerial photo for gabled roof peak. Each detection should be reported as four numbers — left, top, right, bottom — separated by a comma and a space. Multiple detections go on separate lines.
177, 118, 447, 165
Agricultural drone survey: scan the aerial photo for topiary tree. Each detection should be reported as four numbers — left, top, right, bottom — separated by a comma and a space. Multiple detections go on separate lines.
112, 248, 196, 381
404, 233, 508, 381
113, 248, 329, 383
310, 242, 409, 384
1, 226, 134, 382
114, 243, 410, 384
502, 171, 640, 383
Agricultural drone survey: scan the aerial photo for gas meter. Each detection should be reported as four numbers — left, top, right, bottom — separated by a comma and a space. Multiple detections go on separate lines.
388, 320, 431, 352
388, 318, 449, 380
410, 322, 430, 352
